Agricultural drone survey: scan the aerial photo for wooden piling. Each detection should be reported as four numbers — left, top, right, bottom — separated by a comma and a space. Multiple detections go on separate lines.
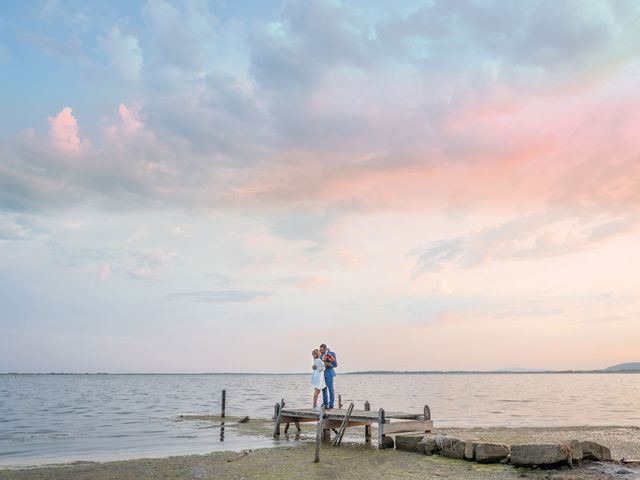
338, 394, 343, 409
423, 404, 431, 421
364, 400, 371, 442
273, 400, 285, 438
378, 408, 386, 449
314, 408, 324, 463
221, 389, 226, 418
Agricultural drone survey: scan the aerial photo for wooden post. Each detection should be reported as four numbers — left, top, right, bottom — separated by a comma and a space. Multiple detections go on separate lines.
221, 389, 226, 418
338, 394, 343, 409
295, 420, 301, 432
364, 401, 371, 442
314, 408, 324, 463
272, 402, 279, 437
378, 408, 386, 449
423, 404, 431, 421
273, 400, 284, 438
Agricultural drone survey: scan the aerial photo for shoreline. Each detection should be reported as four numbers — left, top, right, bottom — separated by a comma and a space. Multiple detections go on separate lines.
1, 443, 637, 480
2, 425, 639, 479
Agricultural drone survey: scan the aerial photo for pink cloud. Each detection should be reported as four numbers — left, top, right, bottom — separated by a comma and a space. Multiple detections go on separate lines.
297, 275, 327, 288
48, 107, 80, 151
98, 263, 111, 282
118, 103, 143, 134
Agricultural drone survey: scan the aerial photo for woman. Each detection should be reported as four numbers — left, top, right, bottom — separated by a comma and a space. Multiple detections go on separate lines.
311, 349, 326, 410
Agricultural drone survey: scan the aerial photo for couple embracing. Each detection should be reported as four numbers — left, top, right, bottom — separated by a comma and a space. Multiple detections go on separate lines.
311, 343, 337, 411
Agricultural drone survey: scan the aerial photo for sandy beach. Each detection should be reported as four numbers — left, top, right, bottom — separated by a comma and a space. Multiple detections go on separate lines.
2, 424, 639, 480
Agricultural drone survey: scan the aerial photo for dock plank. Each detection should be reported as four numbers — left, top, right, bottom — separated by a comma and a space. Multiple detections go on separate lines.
280, 408, 425, 422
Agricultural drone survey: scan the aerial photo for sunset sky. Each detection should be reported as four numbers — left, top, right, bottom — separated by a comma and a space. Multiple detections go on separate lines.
1, 0, 640, 373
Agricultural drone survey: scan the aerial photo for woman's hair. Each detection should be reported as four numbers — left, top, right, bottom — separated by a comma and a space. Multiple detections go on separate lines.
312, 349, 319, 356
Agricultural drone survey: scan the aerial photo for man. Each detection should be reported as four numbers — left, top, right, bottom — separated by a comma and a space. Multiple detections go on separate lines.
319, 343, 337, 409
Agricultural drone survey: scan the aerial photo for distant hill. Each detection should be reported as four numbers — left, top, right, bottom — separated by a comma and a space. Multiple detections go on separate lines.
604, 362, 640, 372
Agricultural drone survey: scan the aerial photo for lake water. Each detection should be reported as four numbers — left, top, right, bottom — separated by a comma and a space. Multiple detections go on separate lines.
2, 373, 639, 467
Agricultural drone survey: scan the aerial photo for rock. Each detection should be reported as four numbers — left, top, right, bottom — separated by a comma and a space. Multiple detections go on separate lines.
581, 441, 612, 461
510, 443, 569, 466
464, 440, 476, 460
238, 416, 250, 424
395, 433, 424, 452
475, 442, 510, 464
381, 436, 395, 449
565, 440, 583, 464
418, 434, 440, 455
436, 435, 467, 460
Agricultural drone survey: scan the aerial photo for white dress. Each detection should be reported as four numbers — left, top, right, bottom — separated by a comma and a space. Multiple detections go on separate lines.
311, 358, 326, 390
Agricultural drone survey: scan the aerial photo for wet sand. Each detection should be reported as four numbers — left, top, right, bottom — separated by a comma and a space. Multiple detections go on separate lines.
2, 424, 639, 480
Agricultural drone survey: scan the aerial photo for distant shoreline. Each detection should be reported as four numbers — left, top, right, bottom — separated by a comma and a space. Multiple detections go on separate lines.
2, 370, 640, 375
346, 369, 640, 375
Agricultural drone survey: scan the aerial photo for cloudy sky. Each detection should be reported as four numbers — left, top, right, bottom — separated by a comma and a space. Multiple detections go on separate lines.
1, 0, 640, 373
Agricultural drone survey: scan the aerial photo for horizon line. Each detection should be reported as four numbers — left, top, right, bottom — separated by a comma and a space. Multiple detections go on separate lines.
3, 369, 640, 375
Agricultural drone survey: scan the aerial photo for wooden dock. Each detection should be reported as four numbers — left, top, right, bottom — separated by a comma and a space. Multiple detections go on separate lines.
274, 403, 432, 448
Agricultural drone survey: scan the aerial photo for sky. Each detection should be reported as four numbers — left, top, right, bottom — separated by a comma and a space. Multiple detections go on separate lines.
1, 0, 640, 373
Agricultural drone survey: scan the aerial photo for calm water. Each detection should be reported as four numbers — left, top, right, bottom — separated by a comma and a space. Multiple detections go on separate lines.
1, 373, 639, 466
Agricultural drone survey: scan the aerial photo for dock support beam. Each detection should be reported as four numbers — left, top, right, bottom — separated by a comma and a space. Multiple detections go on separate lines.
333, 403, 354, 446
424, 404, 431, 421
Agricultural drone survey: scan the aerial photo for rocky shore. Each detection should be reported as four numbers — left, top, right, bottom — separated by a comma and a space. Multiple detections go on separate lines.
1, 425, 638, 480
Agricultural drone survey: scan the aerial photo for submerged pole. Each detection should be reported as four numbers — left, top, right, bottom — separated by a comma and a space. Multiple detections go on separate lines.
221, 389, 226, 418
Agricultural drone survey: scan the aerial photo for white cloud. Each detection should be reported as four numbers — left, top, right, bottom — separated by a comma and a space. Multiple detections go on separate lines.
168, 223, 191, 237
143, 0, 216, 69
0, 215, 32, 240
99, 28, 143, 81
412, 212, 640, 273
129, 247, 178, 279
167, 290, 272, 303
433, 279, 453, 296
